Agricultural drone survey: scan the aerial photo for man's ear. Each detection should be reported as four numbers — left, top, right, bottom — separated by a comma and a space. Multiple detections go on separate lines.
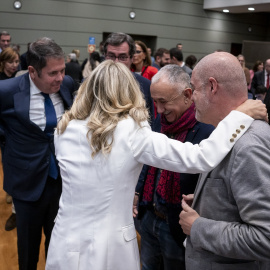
183, 88, 192, 100
28, 66, 36, 80
209, 77, 218, 94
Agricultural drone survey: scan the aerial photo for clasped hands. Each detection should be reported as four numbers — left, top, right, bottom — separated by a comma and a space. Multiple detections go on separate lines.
179, 194, 200, 235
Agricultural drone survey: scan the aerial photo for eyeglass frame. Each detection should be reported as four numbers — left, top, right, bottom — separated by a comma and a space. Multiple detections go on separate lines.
105, 54, 130, 62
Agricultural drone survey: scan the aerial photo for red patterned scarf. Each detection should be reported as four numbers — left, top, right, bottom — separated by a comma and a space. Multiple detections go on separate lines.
142, 103, 197, 205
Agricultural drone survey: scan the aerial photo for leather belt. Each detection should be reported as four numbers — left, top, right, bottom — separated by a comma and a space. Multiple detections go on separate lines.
153, 208, 167, 221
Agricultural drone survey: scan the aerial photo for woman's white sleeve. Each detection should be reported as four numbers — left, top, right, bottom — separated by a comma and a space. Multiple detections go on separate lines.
130, 110, 253, 174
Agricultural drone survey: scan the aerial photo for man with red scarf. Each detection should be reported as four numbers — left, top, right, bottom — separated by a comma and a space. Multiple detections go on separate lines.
133, 65, 214, 270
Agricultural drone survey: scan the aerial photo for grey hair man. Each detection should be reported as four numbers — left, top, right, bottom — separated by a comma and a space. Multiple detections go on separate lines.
104, 32, 155, 125
0, 31, 11, 52
0, 37, 76, 270
134, 64, 214, 270
179, 52, 270, 269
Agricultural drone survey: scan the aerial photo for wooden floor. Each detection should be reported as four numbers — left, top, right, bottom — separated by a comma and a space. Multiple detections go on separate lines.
0, 155, 45, 270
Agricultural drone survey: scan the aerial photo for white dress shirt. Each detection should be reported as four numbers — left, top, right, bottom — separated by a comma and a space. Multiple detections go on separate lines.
29, 75, 64, 130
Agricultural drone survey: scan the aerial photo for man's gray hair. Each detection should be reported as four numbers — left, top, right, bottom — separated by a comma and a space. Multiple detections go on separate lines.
152, 64, 191, 93
68, 53, 77, 61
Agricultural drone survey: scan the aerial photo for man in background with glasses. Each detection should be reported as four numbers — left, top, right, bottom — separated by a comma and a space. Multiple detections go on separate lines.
104, 32, 155, 126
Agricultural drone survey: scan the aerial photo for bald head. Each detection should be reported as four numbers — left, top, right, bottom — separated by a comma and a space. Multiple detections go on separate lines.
191, 52, 248, 126
194, 52, 247, 99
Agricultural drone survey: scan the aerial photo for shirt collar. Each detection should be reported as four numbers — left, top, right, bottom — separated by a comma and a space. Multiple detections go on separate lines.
29, 74, 42, 96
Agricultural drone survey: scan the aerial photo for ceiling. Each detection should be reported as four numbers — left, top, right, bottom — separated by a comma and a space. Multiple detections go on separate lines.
203, 0, 270, 14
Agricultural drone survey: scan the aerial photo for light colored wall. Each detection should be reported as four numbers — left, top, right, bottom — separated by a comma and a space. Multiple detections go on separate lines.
0, 0, 269, 63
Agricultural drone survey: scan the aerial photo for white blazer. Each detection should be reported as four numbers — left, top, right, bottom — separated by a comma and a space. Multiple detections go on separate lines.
46, 111, 253, 270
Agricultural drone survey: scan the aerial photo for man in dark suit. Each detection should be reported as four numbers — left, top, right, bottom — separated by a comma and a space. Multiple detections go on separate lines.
65, 52, 82, 90
251, 59, 270, 94
103, 32, 155, 126
133, 65, 214, 270
251, 59, 270, 124
0, 37, 75, 270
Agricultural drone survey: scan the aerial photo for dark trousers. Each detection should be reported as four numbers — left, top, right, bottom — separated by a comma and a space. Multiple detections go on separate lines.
140, 210, 185, 270
13, 177, 61, 270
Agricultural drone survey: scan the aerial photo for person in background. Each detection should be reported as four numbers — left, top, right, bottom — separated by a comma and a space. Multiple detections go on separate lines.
176, 43, 183, 50
0, 47, 20, 80
153, 48, 170, 70
249, 60, 264, 90
0, 31, 11, 53
0, 47, 20, 231
65, 53, 82, 90
103, 32, 155, 124
131, 40, 158, 81
72, 49, 80, 63
82, 51, 101, 79
185, 55, 197, 70
237, 54, 250, 89
170, 48, 192, 77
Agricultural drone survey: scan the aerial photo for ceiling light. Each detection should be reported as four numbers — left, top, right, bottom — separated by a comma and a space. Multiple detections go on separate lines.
248, 7, 255, 11
13, 1, 22, 10
129, 11, 136, 19
223, 9, 229, 13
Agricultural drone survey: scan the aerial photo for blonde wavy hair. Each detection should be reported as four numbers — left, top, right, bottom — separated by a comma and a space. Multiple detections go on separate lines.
57, 60, 149, 157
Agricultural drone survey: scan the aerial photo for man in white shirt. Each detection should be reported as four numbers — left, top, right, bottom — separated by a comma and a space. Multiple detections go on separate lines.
0, 37, 75, 270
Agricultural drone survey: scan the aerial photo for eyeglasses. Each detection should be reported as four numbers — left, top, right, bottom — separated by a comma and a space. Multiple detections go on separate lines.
135, 50, 143, 54
105, 54, 129, 62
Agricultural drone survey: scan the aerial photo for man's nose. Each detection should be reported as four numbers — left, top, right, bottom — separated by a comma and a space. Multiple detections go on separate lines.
156, 103, 165, 114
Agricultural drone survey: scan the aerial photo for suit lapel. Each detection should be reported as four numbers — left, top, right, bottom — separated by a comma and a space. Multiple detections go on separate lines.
13, 74, 47, 136
59, 81, 73, 109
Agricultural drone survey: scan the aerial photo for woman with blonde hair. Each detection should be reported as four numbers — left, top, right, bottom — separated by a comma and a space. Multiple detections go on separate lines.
46, 60, 262, 270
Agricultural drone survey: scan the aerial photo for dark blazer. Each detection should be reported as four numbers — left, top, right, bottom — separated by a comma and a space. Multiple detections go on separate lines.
251, 70, 266, 95
251, 70, 270, 124
133, 73, 155, 127
0, 73, 75, 201
65, 60, 83, 90
136, 114, 214, 245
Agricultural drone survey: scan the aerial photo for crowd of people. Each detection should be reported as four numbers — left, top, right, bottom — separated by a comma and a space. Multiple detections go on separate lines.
0, 29, 270, 270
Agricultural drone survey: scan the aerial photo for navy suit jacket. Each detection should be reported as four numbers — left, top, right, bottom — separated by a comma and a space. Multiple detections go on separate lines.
251, 70, 270, 124
251, 70, 266, 95
133, 73, 155, 127
136, 114, 214, 246
0, 73, 75, 201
